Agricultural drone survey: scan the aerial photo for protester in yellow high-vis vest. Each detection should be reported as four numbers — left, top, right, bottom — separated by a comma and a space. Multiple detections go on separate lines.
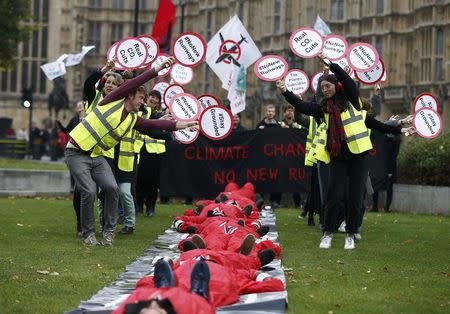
276, 53, 414, 250
136, 90, 171, 217
65, 57, 197, 246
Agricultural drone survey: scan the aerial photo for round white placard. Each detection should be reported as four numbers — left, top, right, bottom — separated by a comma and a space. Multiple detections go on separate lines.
115, 37, 148, 69
413, 93, 440, 112
289, 27, 324, 58
172, 32, 207, 67
354, 59, 385, 85
138, 35, 159, 65
151, 53, 172, 77
284, 69, 310, 95
199, 105, 234, 140
173, 128, 199, 144
347, 42, 379, 72
198, 94, 221, 111
168, 93, 201, 122
323, 34, 348, 61
106, 41, 125, 70
253, 55, 288, 81
170, 63, 194, 85
335, 57, 356, 79
310, 71, 323, 94
413, 108, 443, 139
163, 84, 185, 108
153, 81, 170, 97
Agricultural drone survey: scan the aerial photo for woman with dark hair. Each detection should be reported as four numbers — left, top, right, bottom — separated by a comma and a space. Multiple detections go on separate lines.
276, 53, 414, 250
136, 90, 172, 217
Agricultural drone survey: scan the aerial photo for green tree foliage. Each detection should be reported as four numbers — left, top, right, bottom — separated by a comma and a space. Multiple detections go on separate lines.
397, 132, 450, 186
0, 0, 33, 69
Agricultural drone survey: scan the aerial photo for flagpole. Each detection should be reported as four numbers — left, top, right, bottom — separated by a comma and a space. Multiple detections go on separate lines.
133, 0, 139, 36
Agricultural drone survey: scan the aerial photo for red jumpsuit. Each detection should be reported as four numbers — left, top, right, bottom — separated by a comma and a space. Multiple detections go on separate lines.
112, 286, 215, 314
136, 259, 284, 308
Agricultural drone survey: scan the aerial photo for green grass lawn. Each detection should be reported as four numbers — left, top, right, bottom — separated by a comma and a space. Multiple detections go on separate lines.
0, 198, 448, 314
0, 158, 68, 171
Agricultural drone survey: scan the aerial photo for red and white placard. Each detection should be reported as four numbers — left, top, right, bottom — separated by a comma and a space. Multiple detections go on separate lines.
153, 82, 170, 97
170, 63, 194, 85
347, 42, 379, 72
172, 32, 207, 67
198, 94, 221, 111
253, 55, 288, 81
380, 69, 387, 82
289, 27, 324, 58
163, 84, 185, 108
335, 57, 355, 79
106, 41, 125, 70
323, 34, 348, 61
284, 69, 310, 95
310, 72, 323, 94
413, 93, 440, 112
354, 59, 385, 85
199, 105, 234, 140
173, 128, 199, 144
168, 93, 201, 122
115, 37, 148, 69
413, 108, 443, 139
151, 53, 172, 77
138, 35, 159, 66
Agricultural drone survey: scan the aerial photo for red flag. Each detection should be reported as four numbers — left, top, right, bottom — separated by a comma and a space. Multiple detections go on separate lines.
151, 0, 176, 53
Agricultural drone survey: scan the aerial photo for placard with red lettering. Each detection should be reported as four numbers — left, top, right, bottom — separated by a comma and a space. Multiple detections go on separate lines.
253, 55, 288, 81
198, 94, 221, 112
323, 34, 348, 61
173, 128, 199, 144
153, 82, 170, 98
115, 37, 148, 69
289, 27, 324, 58
413, 108, 443, 139
335, 57, 355, 79
151, 53, 172, 77
413, 93, 440, 112
347, 42, 379, 72
163, 84, 185, 108
172, 32, 207, 67
199, 105, 234, 140
138, 35, 159, 66
354, 59, 385, 85
170, 63, 194, 85
169, 93, 201, 122
106, 41, 125, 70
310, 71, 323, 93
284, 69, 310, 95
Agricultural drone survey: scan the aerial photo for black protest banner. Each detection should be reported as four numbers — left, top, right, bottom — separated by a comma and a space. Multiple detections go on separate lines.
160, 128, 310, 198
368, 131, 388, 191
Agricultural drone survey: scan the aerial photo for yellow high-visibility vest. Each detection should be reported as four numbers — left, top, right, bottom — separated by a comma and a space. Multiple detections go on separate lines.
70, 99, 137, 154
84, 90, 103, 115
313, 101, 372, 164
304, 117, 317, 166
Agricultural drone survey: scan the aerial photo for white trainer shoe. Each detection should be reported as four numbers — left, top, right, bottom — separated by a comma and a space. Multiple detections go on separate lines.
338, 221, 346, 233
319, 233, 333, 249
354, 233, 362, 241
344, 234, 355, 250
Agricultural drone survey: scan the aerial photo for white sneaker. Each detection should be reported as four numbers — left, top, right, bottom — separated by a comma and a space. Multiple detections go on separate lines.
344, 234, 355, 250
338, 221, 346, 233
354, 233, 362, 241
319, 233, 333, 249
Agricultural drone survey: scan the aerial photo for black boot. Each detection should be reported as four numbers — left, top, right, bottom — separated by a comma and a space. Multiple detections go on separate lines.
190, 259, 210, 301
258, 249, 276, 266
154, 259, 174, 288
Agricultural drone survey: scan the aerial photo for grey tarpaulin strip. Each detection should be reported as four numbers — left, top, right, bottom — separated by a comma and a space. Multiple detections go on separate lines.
65, 208, 287, 314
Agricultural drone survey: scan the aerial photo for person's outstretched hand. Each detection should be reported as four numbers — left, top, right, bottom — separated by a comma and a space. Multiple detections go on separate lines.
276, 79, 287, 93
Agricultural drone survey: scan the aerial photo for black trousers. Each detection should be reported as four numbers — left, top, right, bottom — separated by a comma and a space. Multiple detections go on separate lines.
305, 164, 321, 220
323, 153, 369, 234
136, 151, 164, 213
